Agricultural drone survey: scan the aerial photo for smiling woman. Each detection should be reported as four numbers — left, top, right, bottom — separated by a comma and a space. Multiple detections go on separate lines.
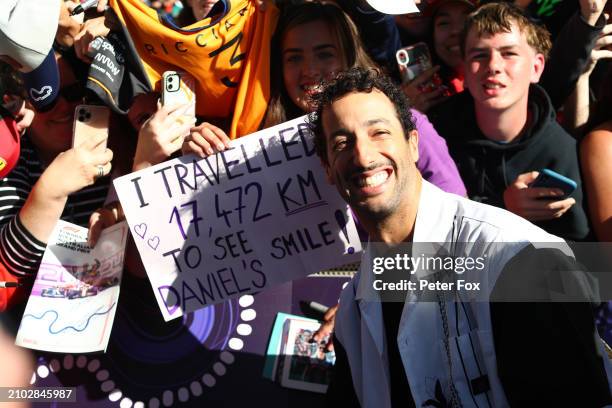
431, 0, 475, 72
261, 2, 377, 128
183, 1, 466, 197
280, 19, 344, 114
0, 52, 114, 286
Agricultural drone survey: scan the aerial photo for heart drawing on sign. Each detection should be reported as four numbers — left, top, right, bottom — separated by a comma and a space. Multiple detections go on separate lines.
134, 223, 147, 239
148, 236, 160, 250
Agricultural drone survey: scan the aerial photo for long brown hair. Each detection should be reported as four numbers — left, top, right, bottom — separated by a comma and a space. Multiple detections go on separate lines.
261, 1, 378, 128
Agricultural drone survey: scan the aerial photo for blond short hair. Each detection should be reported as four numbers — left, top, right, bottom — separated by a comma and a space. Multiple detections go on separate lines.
461, 2, 552, 59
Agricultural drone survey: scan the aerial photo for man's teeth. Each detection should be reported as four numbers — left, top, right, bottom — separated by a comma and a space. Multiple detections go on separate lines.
357, 171, 388, 188
449, 45, 460, 52
484, 83, 502, 89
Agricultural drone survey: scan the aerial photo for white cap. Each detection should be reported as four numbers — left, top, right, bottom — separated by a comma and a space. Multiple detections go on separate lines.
365, 0, 420, 15
0, 0, 61, 73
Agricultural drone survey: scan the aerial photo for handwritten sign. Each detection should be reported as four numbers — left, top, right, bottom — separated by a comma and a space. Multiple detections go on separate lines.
16, 221, 128, 353
114, 116, 361, 321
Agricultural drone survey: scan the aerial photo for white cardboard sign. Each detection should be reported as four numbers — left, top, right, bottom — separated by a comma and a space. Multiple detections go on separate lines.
114, 116, 361, 321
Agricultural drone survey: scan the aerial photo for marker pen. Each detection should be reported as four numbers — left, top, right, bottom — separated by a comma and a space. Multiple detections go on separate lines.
307, 301, 330, 315
70, 0, 99, 16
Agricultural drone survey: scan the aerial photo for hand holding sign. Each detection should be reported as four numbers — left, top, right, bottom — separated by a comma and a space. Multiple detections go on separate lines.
183, 122, 232, 158
114, 116, 361, 320
133, 102, 196, 171
88, 201, 123, 247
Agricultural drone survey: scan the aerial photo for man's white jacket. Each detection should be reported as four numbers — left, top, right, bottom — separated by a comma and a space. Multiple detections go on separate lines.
334, 180, 612, 407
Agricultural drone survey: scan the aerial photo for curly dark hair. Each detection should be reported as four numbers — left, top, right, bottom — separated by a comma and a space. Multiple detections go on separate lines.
308, 67, 415, 164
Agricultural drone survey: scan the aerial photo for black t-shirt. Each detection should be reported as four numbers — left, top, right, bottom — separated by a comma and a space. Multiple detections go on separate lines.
381, 300, 416, 408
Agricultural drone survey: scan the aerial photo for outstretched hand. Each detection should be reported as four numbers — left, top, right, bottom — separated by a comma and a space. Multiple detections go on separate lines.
399, 65, 447, 113
503, 171, 575, 221
73, 16, 112, 62
134, 102, 196, 171
182, 122, 231, 158
312, 304, 338, 352
43, 132, 113, 199
88, 202, 123, 247
583, 23, 612, 76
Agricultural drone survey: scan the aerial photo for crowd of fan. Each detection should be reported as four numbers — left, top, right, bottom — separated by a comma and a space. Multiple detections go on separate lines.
0, 0, 611, 394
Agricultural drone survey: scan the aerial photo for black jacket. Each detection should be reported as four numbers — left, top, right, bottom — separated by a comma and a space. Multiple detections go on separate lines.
430, 85, 590, 241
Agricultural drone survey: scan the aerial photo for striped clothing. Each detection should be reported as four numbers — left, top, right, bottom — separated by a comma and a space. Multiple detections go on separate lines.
0, 136, 110, 278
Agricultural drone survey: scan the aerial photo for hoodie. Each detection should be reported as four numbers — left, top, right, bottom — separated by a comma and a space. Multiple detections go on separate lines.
430, 85, 590, 241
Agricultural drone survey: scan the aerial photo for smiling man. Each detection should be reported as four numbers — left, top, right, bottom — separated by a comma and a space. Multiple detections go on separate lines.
317, 82, 420, 240
310, 67, 611, 407
431, 3, 590, 241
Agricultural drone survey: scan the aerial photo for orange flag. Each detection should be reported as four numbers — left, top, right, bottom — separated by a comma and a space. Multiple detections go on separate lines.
109, 0, 278, 138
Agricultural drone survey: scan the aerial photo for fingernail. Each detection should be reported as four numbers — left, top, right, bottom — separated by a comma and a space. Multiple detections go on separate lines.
206, 148, 214, 155
217, 144, 224, 151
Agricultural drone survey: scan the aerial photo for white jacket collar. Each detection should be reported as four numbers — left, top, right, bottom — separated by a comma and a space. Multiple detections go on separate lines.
413, 180, 458, 243
353, 180, 458, 356
355, 180, 458, 298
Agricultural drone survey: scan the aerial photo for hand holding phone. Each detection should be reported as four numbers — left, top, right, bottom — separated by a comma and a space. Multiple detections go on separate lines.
42, 105, 113, 197
161, 71, 196, 116
504, 170, 576, 222
397, 43, 432, 82
396, 43, 448, 112
72, 105, 110, 152
398, 66, 447, 113
530, 169, 577, 198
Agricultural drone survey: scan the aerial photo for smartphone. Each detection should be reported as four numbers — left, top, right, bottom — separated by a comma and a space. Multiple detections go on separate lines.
530, 169, 577, 198
72, 105, 110, 152
396, 42, 447, 96
161, 71, 196, 115
161, 71, 196, 139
